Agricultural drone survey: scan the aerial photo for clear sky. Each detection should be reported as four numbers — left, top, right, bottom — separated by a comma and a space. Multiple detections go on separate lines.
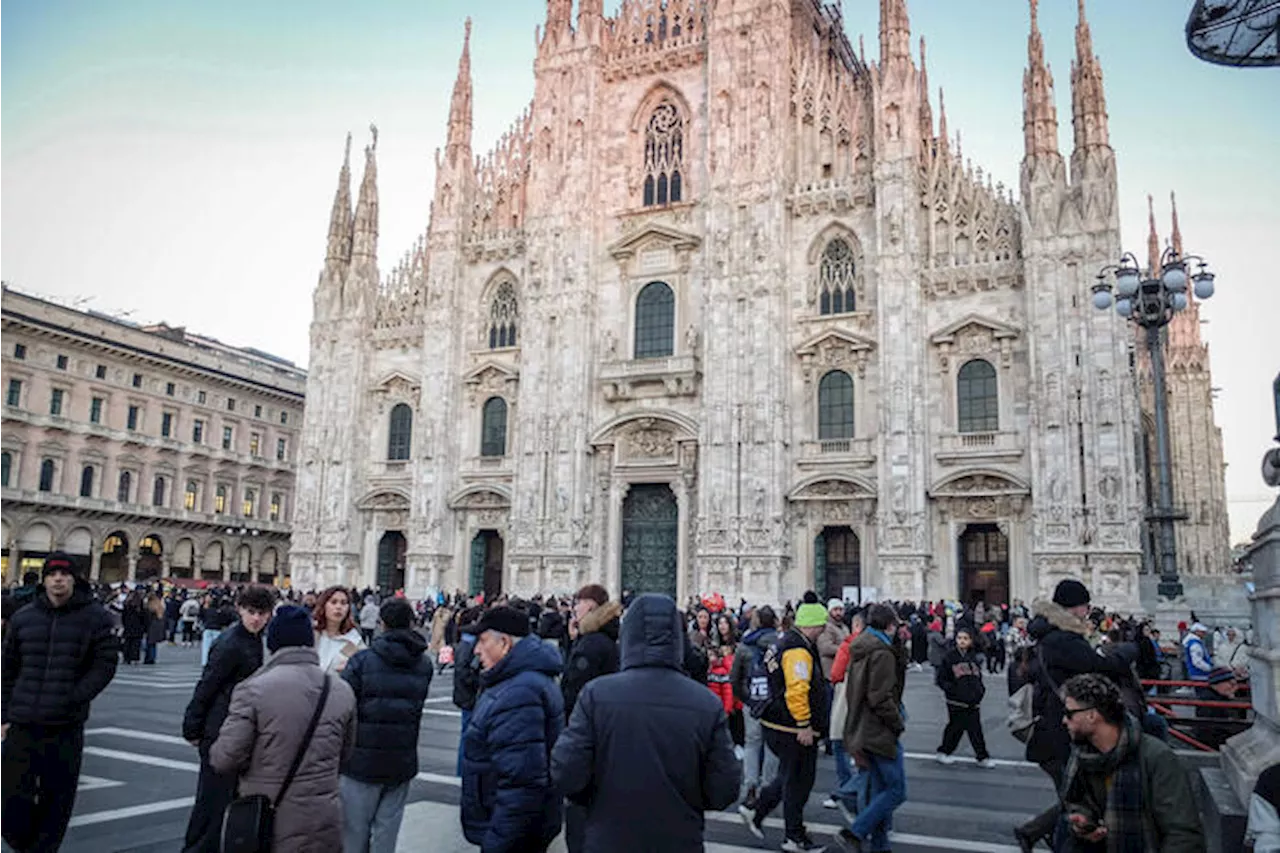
3, 0, 1277, 542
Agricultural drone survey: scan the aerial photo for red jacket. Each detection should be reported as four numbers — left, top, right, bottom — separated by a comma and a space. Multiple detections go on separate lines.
707, 651, 741, 714
830, 628, 862, 684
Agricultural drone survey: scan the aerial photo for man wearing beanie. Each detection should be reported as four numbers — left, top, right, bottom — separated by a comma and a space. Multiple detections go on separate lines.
210, 605, 357, 851
2, 552, 118, 853
461, 606, 564, 852
740, 600, 830, 851
1013, 578, 1129, 850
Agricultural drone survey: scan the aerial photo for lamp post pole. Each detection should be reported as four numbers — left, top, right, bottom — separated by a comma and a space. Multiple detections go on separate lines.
1093, 247, 1217, 600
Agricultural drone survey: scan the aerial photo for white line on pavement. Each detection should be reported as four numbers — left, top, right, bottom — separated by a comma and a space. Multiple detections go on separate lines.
67, 797, 195, 828
423, 708, 463, 718
416, 771, 462, 786
77, 774, 124, 791
704, 812, 1022, 853
83, 746, 199, 772
422, 696, 455, 704
86, 727, 193, 746
904, 751, 1035, 769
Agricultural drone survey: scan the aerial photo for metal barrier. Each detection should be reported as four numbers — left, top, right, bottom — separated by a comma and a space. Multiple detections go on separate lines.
1141, 678, 1253, 752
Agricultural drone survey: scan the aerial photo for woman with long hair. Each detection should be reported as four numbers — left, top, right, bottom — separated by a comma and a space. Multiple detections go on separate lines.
313, 586, 364, 672
143, 592, 166, 664
708, 613, 744, 747
121, 589, 146, 664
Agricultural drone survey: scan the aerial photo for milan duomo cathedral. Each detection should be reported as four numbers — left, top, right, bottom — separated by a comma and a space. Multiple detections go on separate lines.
290, 0, 1229, 611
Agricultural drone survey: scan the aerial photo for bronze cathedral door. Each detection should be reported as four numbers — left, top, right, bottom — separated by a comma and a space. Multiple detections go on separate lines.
620, 484, 678, 598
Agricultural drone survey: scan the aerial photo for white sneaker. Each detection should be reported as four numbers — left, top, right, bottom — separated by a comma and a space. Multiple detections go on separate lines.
734, 745, 745, 761
935, 752, 956, 765
978, 758, 996, 769
738, 804, 765, 840
822, 797, 838, 809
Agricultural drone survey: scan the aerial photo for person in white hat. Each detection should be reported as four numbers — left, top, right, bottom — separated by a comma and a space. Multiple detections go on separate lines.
1182, 622, 1215, 683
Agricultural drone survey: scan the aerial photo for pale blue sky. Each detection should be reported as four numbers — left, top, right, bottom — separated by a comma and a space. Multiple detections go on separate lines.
3, 1, 1277, 540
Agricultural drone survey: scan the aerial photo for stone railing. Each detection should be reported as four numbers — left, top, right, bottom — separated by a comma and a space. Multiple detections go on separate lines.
933, 430, 1023, 464
599, 354, 699, 402
797, 437, 876, 468
0, 486, 291, 536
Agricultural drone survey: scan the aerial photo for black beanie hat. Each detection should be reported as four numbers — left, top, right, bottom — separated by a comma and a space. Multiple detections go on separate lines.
41, 552, 77, 579
266, 605, 315, 652
1052, 579, 1091, 609
473, 606, 530, 638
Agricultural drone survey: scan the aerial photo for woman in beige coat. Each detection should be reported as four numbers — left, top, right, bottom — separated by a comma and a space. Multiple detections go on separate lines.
211, 605, 357, 853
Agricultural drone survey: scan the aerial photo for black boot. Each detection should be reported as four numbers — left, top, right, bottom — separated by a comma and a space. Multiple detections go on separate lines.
1013, 804, 1059, 852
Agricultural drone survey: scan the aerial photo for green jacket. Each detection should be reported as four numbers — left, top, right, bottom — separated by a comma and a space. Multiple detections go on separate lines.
1060, 731, 1205, 853
841, 629, 905, 760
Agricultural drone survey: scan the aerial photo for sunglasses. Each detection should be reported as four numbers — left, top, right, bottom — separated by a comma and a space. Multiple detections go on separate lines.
1063, 706, 1095, 720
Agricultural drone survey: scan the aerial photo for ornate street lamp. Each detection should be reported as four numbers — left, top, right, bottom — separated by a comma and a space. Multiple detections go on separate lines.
1093, 247, 1218, 598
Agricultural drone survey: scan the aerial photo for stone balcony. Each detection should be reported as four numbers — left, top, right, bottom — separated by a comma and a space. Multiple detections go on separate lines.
933, 431, 1024, 465
0, 486, 291, 536
797, 437, 877, 469
599, 355, 700, 402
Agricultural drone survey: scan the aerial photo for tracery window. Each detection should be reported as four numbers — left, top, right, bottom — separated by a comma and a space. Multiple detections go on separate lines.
957, 359, 999, 433
488, 281, 519, 349
387, 403, 413, 461
634, 281, 675, 359
818, 370, 855, 440
642, 101, 685, 207
818, 238, 857, 315
480, 397, 508, 458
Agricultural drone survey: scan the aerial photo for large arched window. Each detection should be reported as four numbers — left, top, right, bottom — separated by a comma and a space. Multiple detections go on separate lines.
634, 281, 675, 359
818, 238, 857, 315
642, 100, 685, 207
387, 403, 413, 461
80, 465, 94, 497
480, 397, 508, 457
39, 459, 56, 492
117, 470, 132, 503
488, 281, 518, 349
153, 476, 167, 507
818, 370, 855, 440
957, 359, 999, 433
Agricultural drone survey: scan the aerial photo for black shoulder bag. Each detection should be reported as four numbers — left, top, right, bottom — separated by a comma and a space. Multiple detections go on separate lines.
221, 676, 331, 853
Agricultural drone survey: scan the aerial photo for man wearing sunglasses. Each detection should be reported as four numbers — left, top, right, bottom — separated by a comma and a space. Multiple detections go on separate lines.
1057, 674, 1203, 852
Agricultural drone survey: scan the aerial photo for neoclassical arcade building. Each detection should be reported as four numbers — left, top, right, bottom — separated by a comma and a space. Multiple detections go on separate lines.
290, 0, 1228, 610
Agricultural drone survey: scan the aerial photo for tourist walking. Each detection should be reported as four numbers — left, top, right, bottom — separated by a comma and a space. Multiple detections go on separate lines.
934, 626, 993, 767
730, 604, 781, 808
179, 594, 200, 647
358, 595, 381, 645
340, 598, 434, 853
552, 593, 739, 853
740, 599, 831, 852
460, 606, 564, 853
181, 585, 274, 853
314, 585, 365, 673
1, 553, 119, 853
210, 605, 358, 853
1056, 673, 1204, 851
833, 603, 908, 853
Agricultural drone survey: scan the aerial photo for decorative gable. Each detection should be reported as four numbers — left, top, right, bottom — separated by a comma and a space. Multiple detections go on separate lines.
372, 370, 422, 399
929, 313, 1020, 370
794, 328, 877, 380
608, 224, 701, 276
464, 361, 520, 404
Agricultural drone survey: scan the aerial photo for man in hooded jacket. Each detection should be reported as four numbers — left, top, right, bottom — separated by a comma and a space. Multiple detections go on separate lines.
551, 593, 740, 853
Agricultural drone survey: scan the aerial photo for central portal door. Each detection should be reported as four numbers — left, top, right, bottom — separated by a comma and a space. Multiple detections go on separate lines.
469, 530, 504, 601
815, 526, 861, 603
958, 523, 1010, 607
377, 531, 407, 592
621, 483, 678, 598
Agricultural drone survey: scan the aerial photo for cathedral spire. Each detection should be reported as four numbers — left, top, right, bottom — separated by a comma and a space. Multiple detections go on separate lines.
1146, 193, 1160, 277
1070, 0, 1109, 154
937, 87, 950, 155
879, 0, 911, 68
325, 133, 353, 264
1022, 0, 1060, 160
1170, 190, 1183, 256
445, 19, 473, 169
352, 126, 379, 263
918, 36, 933, 142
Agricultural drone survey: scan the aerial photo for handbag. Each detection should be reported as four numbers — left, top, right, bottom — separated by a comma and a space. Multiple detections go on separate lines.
1007, 646, 1057, 743
221, 676, 331, 853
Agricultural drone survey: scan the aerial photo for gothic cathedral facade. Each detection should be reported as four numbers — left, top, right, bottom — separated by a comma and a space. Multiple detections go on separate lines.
290, 0, 1227, 611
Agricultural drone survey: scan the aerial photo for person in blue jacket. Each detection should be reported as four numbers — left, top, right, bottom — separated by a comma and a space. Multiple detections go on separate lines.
460, 606, 564, 853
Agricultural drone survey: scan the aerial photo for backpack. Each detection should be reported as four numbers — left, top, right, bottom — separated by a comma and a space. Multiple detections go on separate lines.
746, 641, 782, 719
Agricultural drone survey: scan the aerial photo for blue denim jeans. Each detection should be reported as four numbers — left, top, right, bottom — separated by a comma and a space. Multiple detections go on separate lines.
741, 712, 779, 797
850, 742, 906, 850
340, 775, 411, 853
200, 629, 222, 667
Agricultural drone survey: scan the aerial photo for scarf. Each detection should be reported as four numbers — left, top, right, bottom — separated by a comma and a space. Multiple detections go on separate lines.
1060, 714, 1147, 853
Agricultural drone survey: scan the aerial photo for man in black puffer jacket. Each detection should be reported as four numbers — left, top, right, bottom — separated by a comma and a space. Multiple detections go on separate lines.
180, 584, 275, 853
2, 553, 118, 853
551, 593, 740, 853
340, 598, 433, 853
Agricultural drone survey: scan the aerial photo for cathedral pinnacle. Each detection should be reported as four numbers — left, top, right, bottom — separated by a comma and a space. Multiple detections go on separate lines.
352, 126, 379, 263
325, 132, 353, 264
879, 0, 911, 68
918, 36, 934, 142
1170, 190, 1183, 256
1146, 193, 1160, 277
1070, 0, 1109, 154
1023, 0, 1060, 160
937, 87, 949, 154
446, 18, 474, 168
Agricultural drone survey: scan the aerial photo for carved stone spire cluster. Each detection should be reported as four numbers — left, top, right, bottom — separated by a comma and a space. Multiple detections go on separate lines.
1022, 0, 1060, 159
352, 127, 379, 263
1170, 189, 1184, 256
918, 36, 933, 142
325, 133, 353, 264
445, 18, 473, 169
879, 0, 911, 69
1146, 193, 1161, 277
1070, 0, 1109, 154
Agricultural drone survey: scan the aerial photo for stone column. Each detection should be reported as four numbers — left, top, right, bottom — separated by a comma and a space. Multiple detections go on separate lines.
126, 553, 138, 582
606, 482, 629, 596
1220, 496, 1280, 805
673, 479, 689, 605
90, 548, 101, 582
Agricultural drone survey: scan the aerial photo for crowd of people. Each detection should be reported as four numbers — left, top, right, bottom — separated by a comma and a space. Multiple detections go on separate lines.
0, 550, 1274, 852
